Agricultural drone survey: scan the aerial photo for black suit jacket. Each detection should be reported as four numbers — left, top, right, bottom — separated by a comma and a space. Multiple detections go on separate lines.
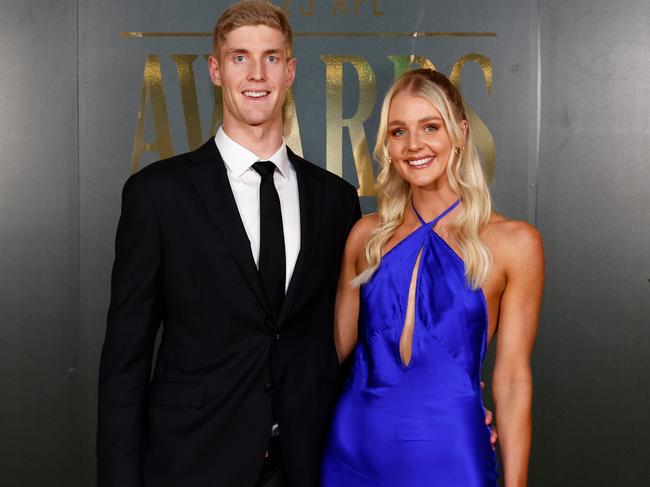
98, 140, 361, 487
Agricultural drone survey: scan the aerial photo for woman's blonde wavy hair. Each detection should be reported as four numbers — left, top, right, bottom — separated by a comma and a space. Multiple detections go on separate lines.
352, 69, 492, 289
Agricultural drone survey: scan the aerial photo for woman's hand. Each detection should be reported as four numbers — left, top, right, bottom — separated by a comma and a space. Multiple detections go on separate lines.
481, 381, 498, 449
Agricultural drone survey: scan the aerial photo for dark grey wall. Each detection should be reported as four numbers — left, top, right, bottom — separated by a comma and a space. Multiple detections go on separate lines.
0, 1, 80, 486
0, 1, 648, 486
533, 0, 650, 484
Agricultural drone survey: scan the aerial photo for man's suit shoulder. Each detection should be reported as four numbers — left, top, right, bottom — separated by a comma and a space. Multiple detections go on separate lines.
128, 151, 194, 187
122, 148, 209, 205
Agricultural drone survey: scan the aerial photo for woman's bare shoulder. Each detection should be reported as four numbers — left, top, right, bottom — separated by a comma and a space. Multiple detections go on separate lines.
349, 213, 380, 241
342, 213, 380, 271
344, 213, 379, 253
483, 213, 544, 268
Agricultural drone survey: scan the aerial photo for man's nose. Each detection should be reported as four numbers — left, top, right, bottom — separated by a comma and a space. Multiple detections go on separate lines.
248, 59, 265, 81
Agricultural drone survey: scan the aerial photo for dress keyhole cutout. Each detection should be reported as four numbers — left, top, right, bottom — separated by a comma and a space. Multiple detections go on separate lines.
399, 247, 423, 367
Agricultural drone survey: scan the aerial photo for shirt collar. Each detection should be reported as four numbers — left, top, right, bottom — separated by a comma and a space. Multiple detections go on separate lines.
214, 127, 290, 180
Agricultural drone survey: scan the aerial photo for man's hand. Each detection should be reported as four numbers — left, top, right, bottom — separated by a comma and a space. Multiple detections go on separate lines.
481, 381, 498, 449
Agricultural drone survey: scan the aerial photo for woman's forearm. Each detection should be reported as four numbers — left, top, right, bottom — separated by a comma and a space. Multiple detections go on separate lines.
493, 375, 533, 487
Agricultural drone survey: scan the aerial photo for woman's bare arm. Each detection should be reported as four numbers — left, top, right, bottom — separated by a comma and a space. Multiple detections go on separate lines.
333, 214, 378, 363
491, 221, 544, 487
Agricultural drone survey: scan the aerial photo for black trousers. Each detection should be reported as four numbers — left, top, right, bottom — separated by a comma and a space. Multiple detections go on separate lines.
255, 436, 290, 487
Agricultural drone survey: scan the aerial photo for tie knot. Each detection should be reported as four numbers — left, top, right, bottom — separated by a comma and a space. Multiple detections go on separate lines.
253, 161, 277, 179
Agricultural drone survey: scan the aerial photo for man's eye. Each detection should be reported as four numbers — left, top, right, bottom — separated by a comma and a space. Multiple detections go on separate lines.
267, 55, 278, 63
234, 55, 246, 63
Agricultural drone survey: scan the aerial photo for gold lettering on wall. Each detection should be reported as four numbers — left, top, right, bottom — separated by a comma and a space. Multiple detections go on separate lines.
281, 0, 294, 14
283, 89, 304, 157
281, 0, 315, 16
203, 55, 223, 138
449, 53, 493, 94
170, 54, 202, 151
135, 52, 301, 162
321, 55, 377, 196
301, 0, 316, 15
330, 0, 383, 16
130, 49, 495, 187
287, 0, 317, 16
273, 1, 387, 17
466, 106, 496, 182
208, 84, 223, 137
388, 55, 437, 78
332, 0, 349, 15
131, 54, 173, 173
449, 53, 495, 182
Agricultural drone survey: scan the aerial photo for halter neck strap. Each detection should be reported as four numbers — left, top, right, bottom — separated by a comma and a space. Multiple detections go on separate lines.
412, 198, 462, 227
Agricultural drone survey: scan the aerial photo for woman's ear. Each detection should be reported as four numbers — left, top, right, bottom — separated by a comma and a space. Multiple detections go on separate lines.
459, 119, 469, 140
457, 119, 469, 149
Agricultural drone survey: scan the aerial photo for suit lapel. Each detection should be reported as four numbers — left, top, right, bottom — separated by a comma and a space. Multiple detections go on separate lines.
185, 140, 269, 314
278, 149, 324, 326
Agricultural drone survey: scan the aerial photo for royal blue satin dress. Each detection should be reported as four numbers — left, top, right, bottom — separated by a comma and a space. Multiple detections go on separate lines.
322, 200, 498, 486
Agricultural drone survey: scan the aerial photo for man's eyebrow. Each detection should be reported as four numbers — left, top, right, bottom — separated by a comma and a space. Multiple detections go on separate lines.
225, 48, 251, 55
224, 48, 284, 56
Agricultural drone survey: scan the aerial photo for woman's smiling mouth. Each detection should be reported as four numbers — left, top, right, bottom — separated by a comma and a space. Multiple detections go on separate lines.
406, 156, 434, 168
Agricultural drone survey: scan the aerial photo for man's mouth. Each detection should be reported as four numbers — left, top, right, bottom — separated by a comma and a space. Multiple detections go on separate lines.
406, 156, 434, 168
243, 90, 270, 99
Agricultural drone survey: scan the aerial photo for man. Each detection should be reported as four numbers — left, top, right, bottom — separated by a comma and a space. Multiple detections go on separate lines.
98, 1, 360, 486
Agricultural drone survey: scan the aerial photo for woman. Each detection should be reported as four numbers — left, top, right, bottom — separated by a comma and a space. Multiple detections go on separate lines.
321, 69, 544, 486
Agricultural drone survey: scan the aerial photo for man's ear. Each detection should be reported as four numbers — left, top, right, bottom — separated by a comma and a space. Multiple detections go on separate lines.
286, 57, 297, 87
208, 54, 222, 87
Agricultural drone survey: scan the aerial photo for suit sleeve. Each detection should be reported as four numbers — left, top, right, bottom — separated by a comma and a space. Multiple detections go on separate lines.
344, 184, 362, 236
97, 173, 164, 487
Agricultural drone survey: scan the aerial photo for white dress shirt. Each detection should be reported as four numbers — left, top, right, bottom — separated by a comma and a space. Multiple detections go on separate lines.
214, 127, 301, 292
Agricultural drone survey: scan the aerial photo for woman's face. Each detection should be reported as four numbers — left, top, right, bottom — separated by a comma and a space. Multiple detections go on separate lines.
387, 91, 461, 191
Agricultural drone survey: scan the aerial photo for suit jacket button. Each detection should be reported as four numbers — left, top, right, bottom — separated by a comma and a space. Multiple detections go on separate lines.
273, 333, 280, 341
264, 383, 274, 394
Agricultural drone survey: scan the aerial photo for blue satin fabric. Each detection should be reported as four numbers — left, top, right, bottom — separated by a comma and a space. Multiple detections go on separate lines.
322, 200, 498, 486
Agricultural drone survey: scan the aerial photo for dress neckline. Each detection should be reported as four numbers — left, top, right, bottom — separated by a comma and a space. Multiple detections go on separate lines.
381, 198, 462, 260
411, 198, 462, 227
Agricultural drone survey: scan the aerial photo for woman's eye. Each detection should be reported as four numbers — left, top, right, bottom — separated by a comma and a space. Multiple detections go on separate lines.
424, 125, 438, 133
391, 128, 405, 137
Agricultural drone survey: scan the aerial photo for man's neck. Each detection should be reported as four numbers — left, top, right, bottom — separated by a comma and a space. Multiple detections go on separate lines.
222, 120, 284, 160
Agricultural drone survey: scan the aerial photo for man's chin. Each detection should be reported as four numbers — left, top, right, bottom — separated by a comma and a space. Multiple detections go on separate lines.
246, 119, 272, 128
242, 112, 280, 128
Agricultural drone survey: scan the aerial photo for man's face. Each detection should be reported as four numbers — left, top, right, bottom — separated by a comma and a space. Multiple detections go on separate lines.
209, 25, 296, 131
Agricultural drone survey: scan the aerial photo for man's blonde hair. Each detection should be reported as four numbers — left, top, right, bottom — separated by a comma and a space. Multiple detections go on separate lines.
213, 0, 293, 57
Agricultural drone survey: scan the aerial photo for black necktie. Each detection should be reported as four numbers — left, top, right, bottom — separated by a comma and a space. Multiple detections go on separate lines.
252, 161, 286, 321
